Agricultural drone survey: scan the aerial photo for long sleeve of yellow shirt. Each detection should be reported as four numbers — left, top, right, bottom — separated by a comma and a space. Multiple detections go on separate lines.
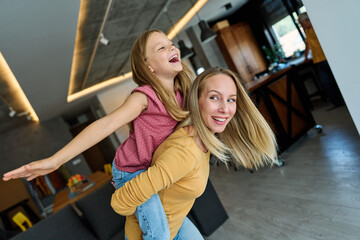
111, 134, 199, 216
110, 128, 210, 239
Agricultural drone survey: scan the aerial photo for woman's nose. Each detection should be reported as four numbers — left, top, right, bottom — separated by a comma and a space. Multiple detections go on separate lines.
219, 101, 229, 113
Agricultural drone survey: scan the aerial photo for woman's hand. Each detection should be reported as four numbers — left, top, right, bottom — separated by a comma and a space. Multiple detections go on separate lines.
3, 158, 59, 181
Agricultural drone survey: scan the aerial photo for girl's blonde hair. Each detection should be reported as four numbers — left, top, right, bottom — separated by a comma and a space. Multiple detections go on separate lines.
130, 29, 193, 121
179, 67, 278, 169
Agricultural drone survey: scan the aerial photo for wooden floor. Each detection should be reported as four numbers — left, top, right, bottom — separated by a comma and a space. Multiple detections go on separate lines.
207, 100, 360, 240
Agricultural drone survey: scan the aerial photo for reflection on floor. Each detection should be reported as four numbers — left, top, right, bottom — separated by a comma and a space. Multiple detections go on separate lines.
207, 100, 360, 240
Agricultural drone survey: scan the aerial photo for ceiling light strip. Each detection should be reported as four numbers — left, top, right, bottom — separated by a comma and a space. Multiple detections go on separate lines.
68, 0, 114, 97
0, 52, 39, 121
68, 0, 88, 96
68, 72, 133, 102
80, 0, 114, 91
167, 0, 208, 40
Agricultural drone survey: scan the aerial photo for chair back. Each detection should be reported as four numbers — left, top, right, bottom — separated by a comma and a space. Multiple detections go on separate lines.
11, 212, 32, 231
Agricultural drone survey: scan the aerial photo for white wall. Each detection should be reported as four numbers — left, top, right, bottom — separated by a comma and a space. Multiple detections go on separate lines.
96, 78, 137, 143
302, 0, 360, 134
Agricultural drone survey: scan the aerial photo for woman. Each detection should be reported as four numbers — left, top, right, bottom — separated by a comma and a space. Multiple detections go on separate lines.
3, 29, 194, 239
111, 67, 278, 239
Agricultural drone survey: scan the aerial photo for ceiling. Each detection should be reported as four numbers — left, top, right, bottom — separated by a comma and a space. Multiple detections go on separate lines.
0, 0, 248, 134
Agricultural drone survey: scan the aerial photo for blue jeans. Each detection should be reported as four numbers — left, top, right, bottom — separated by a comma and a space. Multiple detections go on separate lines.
173, 217, 204, 240
112, 162, 170, 240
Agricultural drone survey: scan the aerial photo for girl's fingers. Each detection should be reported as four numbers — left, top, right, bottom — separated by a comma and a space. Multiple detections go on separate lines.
3, 167, 27, 180
4, 166, 26, 176
27, 175, 39, 181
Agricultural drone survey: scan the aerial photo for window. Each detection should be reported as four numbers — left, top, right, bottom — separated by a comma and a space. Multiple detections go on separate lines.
272, 9, 306, 57
261, 0, 307, 58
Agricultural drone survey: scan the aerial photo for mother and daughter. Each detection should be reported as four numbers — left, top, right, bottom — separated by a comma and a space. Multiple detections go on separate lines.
3, 30, 277, 239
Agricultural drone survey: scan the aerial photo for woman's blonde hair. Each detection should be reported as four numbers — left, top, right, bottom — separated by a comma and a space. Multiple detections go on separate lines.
130, 29, 193, 121
179, 67, 278, 169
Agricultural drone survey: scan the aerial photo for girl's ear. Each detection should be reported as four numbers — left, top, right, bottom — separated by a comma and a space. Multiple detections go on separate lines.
148, 65, 154, 73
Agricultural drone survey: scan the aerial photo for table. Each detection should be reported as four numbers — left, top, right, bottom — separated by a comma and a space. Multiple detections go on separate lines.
52, 171, 112, 213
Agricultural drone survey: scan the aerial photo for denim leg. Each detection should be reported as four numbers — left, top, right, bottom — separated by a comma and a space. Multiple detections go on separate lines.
135, 193, 170, 240
111, 162, 127, 189
112, 161, 170, 240
173, 217, 203, 240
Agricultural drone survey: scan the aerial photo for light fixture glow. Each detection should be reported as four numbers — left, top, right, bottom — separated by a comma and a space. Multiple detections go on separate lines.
0, 52, 39, 122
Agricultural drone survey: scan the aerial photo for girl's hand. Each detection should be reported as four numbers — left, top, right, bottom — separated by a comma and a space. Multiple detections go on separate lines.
3, 158, 59, 181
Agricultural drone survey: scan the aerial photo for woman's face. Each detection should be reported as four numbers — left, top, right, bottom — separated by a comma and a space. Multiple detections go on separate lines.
198, 74, 237, 134
145, 32, 182, 79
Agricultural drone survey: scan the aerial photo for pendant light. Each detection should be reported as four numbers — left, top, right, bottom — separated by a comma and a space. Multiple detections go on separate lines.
198, 20, 217, 43
178, 40, 194, 59
190, 0, 217, 43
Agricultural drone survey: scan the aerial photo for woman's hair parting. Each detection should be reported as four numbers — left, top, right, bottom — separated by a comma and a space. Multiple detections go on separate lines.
130, 29, 194, 121
179, 67, 278, 169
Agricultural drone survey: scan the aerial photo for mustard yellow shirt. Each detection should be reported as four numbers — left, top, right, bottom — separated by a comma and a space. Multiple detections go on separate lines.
305, 27, 326, 63
111, 128, 210, 239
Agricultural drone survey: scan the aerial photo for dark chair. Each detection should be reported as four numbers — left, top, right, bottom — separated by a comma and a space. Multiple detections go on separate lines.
10, 205, 97, 240
291, 62, 325, 109
0, 199, 39, 232
75, 183, 125, 240
0, 227, 19, 240
189, 179, 228, 237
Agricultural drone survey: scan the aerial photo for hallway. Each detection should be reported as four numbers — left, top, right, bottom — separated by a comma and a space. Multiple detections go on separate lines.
207, 99, 360, 240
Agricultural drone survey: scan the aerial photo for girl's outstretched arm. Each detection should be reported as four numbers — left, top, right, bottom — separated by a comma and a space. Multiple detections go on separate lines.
3, 92, 148, 181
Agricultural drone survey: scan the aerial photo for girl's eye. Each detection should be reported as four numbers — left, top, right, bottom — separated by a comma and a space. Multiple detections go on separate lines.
158, 47, 165, 51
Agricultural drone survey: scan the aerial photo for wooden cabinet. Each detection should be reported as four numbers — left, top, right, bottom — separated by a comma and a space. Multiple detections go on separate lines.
215, 22, 267, 83
245, 64, 317, 152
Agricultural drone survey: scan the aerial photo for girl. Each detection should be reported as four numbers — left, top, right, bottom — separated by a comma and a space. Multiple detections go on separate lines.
3, 30, 194, 240
111, 67, 278, 239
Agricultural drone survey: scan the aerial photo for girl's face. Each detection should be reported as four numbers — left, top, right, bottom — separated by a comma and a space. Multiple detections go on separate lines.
145, 32, 183, 80
198, 74, 237, 134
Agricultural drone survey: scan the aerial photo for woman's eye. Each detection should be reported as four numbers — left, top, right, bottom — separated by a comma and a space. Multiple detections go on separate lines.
158, 47, 164, 51
210, 96, 218, 101
228, 98, 236, 102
